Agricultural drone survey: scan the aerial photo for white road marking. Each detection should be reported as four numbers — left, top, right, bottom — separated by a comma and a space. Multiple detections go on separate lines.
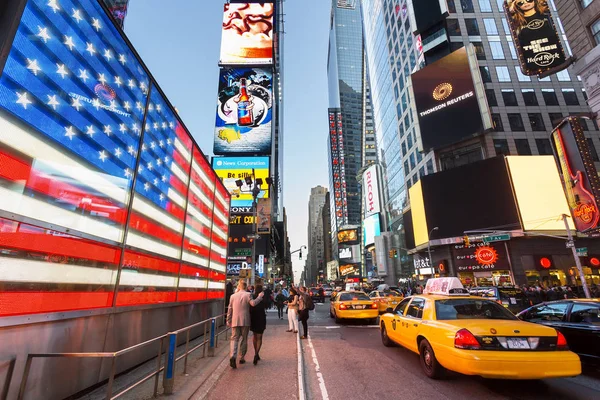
297, 332, 306, 400
307, 335, 330, 400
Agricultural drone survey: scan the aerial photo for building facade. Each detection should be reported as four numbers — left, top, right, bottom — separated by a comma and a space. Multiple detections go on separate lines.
306, 186, 328, 285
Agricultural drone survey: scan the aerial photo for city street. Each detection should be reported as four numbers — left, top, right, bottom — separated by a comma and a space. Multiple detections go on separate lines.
301, 300, 600, 400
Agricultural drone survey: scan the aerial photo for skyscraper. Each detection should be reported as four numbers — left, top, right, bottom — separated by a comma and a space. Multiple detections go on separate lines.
306, 186, 328, 285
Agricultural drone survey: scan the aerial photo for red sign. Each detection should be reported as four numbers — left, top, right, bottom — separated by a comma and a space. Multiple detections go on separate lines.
475, 246, 498, 265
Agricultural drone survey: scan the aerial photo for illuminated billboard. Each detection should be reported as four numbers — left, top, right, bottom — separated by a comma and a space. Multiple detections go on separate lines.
212, 157, 270, 207
409, 45, 492, 151
551, 117, 600, 234
214, 67, 273, 155
257, 198, 271, 234
329, 109, 348, 226
363, 164, 381, 217
219, 3, 274, 65
504, 0, 567, 76
363, 213, 381, 247
452, 242, 509, 272
337, 228, 359, 244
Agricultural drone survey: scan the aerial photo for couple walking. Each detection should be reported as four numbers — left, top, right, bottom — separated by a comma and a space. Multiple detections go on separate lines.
285, 286, 310, 339
226, 279, 266, 368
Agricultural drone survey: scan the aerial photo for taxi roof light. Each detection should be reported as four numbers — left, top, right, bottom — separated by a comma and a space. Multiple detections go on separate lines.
454, 329, 481, 350
556, 331, 569, 350
424, 277, 470, 296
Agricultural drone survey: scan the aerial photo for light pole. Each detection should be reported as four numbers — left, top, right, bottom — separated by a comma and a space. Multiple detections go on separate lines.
427, 226, 439, 275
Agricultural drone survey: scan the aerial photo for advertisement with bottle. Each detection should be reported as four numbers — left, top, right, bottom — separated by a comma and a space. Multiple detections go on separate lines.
214, 67, 273, 155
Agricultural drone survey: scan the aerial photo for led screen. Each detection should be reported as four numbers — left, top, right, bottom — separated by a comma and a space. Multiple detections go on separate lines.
219, 3, 274, 65
212, 156, 270, 207
214, 67, 273, 155
363, 213, 381, 247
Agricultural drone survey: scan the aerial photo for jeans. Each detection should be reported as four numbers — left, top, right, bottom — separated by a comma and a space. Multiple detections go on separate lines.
230, 326, 250, 359
288, 308, 298, 331
277, 304, 284, 318
299, 309, 309, 337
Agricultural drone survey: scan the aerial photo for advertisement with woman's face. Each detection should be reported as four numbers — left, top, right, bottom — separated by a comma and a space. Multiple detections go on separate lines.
504, 0, 567, 75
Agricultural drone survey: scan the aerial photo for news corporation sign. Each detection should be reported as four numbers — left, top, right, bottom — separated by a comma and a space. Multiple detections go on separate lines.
363, 164, 380, 217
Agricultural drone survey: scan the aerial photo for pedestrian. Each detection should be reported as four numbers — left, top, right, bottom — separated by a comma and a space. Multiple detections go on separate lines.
298, 286, 310, 339
225, 280, 234, 311
250, 284, 267, 365
226, 279, 264, 369
275, 289, 286, 319
263, 285, 273, 310
285, 287, 299, 333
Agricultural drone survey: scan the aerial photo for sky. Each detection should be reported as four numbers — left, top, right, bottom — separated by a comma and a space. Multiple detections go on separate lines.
125, 0, 332, 282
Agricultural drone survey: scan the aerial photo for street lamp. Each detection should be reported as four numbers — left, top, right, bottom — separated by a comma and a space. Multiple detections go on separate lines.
427, 226, 439, 275
235, 169, 274, 286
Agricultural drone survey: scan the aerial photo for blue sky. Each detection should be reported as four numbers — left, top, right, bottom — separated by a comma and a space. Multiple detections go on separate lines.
125, 0, 332, 281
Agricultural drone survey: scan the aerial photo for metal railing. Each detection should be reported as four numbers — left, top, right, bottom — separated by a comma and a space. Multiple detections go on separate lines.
17, 314, 229, 400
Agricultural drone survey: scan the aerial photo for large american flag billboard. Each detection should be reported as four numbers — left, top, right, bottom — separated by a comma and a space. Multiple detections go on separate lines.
0, 0, 229, 316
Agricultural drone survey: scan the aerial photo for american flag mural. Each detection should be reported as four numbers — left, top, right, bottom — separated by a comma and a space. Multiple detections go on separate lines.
0, 0, 230, 315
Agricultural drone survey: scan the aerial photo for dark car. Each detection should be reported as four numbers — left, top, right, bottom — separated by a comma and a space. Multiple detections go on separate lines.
309, 287, 325, 303
517, 299, 600, 365
469, 286, 531, 314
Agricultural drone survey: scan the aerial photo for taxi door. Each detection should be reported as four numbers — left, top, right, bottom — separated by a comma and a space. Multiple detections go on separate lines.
399, 297, 426, 353
388, 298, 411, 346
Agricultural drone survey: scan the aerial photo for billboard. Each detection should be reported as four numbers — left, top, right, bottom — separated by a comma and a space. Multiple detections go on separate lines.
337, 228, 359, 244
212, 157, 270, 207
257, 197, 271, 234
329, 109, 349, 226
363, 164, 381, 217
504, 0, 567, 76
101, 0, 129, 29
407, 0, 449, 35
219, 3, 274, 65
409, 45, 492, 151
551, 117, 600, 234
452, 242, 510, 272
338, 244, 361, 263
363, 213, 381, 247
214, 67, 273, 155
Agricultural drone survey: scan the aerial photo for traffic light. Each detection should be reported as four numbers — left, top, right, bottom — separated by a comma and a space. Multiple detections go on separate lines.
393, 249, 398, 258
299, 249, 302, 260
463, 235, 470, 247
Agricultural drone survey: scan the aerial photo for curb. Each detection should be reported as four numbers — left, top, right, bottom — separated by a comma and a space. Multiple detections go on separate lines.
297, 333, 306, 400
187, 351, 230, 400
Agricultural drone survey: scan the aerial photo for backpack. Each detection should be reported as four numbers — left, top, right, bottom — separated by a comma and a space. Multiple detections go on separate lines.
304, 293, 315, 311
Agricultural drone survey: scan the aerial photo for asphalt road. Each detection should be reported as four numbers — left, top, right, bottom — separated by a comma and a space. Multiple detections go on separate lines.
302, 300, 600, 400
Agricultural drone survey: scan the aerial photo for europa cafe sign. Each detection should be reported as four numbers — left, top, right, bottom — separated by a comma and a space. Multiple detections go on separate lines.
363, 164, 380, 217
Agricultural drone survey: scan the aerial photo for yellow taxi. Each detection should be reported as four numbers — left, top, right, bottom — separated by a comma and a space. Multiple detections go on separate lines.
379, 278, 581, 380
330, 291, 379, 324
369, 290, 404, 313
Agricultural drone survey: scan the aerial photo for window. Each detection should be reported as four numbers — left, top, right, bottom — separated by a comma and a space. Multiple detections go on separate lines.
592, 18, 600, 45
447, 19, 462, 36
465, 18, 480, 35
536, 139, 554, 155
515, 139, 532, 155
426, 159, 434, 174
496, 66, 511, 82
514, 67, 531, 82
496, 0, 505, 12
507, 41, 517, 59
521, 89, 538, 106
490, 41, 505, 59
549, 113, 563, 127
508, 113, 525, 131
435, 299, 516, 320
479, 0, 493, 11
461, 0, 475, 12
494, 139, 510, 156
450, 41, 465, 52
501, 89, 518, 106
483, 18, 498, 34
562, 89, 580, 105
406, 298, 425, 319
486, 89, 498, 106
473, 41, 486, 60
492, 113, 504, 131
480, 66, 492, 83
570, 303, 600, 324
395, 298, 411, 316
581, 0, 594, 9
447, 0, 457, 13
339, 292, 370, 301
501, 17, 510, 34
528, 113, 546, 131
523, 302, 569, 322
580, 118, 589, 131
556, 70, 571, 81
588, 138, 600, 161
542, 89, 559, 106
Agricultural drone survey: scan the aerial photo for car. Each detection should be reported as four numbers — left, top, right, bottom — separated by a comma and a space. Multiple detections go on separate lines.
322, 286, 333, 297
330, 291, 379, 324
309, 287, 325, 303
469, 286, 531, 314
369, 290, 404, 313
380, 277, 581, 380
517, 299, 600, 365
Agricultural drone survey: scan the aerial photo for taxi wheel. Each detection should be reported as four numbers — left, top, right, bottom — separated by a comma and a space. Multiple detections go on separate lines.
381, 324, 394, 347
419, 340, 444, 379
334, 312, 342, 324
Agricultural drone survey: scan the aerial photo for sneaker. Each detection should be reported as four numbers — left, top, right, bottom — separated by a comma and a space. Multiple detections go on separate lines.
230, 357, 237, 369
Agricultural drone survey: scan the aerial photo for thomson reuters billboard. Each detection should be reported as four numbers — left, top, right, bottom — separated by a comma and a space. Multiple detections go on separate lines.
212, 157, 270, 207
219, 3, 274, 65
362, 164, 381, 217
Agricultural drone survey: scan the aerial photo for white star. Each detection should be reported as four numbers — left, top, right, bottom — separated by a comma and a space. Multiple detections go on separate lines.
47, 95, 59, 110
64, 35, 76, 50
156, 104, 162, 112
138, 165, 144, 173
127, 79, 136, 89
164, 156, 170, 163
156, 158, 163, 166
124, 168, 132, 178
143, 182, 150, 191
99, 150, 108, 162
119, 54, 126, 65
169, 122, 174, 128
47, 0, 60, 13
37, 26, 51, 43
159, 193, 165, 201
103, 125, 112, 136
26, 59, 42, 75
115, 148, 122, 158
103, 49, 113, 61
85, 42, 96, 56
135, 101, 143, 111
16, 92, 32, 109
98, 73, 107, 84
86, 125, 95, 136
92, 98, 101, 110
119, 123, 128, 133
132, 123, 140, 133
159, 140, 165, 148
141, 143, 147, 151
127, 145, 135, 155
123, 101, 131, 111
161, 122, 167, 129
109, 100, 117, 109
78, 69, 89, 82
166, 138, 172, 145
153, 178, 158, 186
72, 8, 83, 23
153, 123, 159, 130
71, 97, 82, 111
147, 162, 153, 171
64, 126, 76, 140
150, 141, 156, 149
114, 76, 122, 87
147, 103, 154, 112
56, 64, 68, 78
140, 82, 147, 92
161, 175, 167, 182
145, 123, 151, 131
91, 18, 102, 31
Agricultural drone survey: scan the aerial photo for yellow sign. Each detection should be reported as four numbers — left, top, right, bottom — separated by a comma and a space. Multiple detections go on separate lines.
212, 157, 270, 207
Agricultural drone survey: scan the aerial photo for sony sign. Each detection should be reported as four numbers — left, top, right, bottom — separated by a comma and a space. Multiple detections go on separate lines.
363, 164, 381, 217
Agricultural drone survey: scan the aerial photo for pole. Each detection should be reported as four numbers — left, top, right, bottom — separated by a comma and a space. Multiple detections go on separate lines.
562, 214, 591, 298
250, 169, 257, 287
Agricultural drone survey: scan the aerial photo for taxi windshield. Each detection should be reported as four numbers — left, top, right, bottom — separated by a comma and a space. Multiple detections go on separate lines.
384, 291, 402, 297
339, 293, 370, 301
435, 299, 517, 320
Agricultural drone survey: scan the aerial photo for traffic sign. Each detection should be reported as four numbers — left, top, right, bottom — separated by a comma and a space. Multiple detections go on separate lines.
482, 234, 510, 244
576, 247, 588, 257
566, 240, 575, 248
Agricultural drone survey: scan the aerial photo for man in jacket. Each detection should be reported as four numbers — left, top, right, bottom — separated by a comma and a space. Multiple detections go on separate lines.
227, 279, 264, 368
